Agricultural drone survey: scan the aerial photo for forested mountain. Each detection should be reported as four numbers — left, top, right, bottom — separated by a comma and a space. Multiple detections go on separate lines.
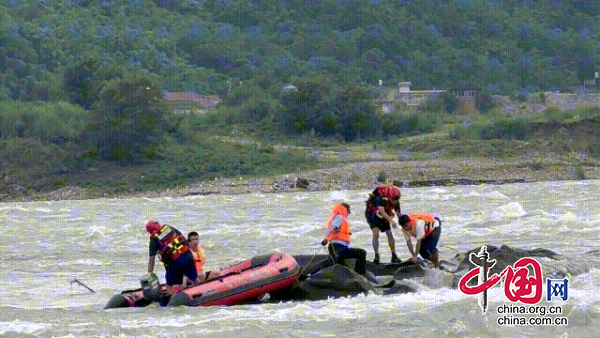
1, 0, 599, 102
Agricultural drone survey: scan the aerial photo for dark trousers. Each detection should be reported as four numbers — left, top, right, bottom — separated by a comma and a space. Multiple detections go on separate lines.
306, 243, 367, 275
420, 225, 441, 260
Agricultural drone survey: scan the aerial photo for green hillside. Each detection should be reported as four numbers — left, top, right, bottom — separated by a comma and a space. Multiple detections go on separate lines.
1, 0, 599, 101
1, 0, 600, 200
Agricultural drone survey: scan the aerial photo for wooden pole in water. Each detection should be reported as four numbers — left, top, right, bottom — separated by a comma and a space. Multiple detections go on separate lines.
71, 279, 96, 293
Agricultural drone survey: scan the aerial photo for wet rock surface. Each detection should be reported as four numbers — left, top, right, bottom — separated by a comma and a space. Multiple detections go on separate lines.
272, 245, 600, 303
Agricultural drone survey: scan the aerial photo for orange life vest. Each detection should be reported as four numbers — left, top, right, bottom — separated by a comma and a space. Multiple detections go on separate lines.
190, 245, 206, 273
151, 225, 189, 263
365, 186, 401, 216
326, 204, 351, 245
405, 214, 439, 238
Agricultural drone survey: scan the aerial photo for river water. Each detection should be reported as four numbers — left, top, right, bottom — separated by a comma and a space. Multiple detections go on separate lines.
1, 180, 599, 337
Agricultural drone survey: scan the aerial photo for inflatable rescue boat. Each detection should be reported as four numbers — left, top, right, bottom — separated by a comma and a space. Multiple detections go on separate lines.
105, 251, 299, 308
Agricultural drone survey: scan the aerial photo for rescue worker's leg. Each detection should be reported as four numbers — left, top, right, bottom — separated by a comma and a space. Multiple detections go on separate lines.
429, 250, 439, 268
300, 247, 336, 278
337, 246, 367, 275
384, 229, 400, 263
166, 251, 197, 293
419, 226, 441, 268
371, 227, 380, 264
366, 212, 381, 264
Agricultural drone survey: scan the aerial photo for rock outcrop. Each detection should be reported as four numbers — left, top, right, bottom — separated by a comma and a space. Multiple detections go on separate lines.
272, 245, 600, 303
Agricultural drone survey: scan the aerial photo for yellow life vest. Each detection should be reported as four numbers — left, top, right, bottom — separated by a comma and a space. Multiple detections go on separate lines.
190, 245, 206, 273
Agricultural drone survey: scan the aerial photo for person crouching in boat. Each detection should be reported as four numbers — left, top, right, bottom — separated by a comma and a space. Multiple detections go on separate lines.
398, 214, 442, 268
302, 203, 367, 278
146, 220, 198, 294
187, 231, 219, 283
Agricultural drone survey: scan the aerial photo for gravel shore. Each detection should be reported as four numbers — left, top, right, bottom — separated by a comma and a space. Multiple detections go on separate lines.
146, 158, 599, 198
15, 156, 600, 202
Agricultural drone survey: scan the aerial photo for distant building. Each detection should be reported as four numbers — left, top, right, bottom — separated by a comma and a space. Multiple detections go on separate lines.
376, 85, 401, 113
376, 82, 443, 112
163, 92, 220, 114
450, 86, 481, 114
398, 82, 412, 93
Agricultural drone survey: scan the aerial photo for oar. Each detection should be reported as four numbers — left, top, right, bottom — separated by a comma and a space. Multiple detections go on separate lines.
70, 278, 96, 293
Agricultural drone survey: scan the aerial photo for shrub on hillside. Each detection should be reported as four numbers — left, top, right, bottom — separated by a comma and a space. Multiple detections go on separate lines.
0, 101, 90, 142
85, 73, 168, 164
381, 112, 437, 137
479, 118, 530, 140
0, 138, 72, 181
449, 124, 484, 140
450, 117, 531, 141
475, 91, 495, 113
585, 136, 600, 158
139, 140, 315, 188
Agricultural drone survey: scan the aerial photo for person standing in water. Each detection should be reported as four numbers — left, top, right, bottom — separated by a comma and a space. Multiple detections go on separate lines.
364, 186, 402, 264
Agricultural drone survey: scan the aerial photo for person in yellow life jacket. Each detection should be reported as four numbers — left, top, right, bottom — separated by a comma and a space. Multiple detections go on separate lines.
365, 186, 402, 264
302, 203, 367, 278
146, 220, 198, 295
187, 231, 219, 283
398, 214, 442, 268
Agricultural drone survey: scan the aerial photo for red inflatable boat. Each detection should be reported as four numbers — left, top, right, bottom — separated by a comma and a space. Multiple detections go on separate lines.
105, 251, 299, 308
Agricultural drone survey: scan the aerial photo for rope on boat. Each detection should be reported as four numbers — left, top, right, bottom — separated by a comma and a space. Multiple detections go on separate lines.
299, 244, 324, 276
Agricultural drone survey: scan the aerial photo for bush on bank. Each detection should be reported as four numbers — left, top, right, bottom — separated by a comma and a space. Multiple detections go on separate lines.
0, 100, 318, 196
2, 99, 600, 198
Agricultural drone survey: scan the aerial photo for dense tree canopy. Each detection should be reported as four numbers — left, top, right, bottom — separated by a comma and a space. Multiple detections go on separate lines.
85, 73, 168, 164
0, 0, 598, 101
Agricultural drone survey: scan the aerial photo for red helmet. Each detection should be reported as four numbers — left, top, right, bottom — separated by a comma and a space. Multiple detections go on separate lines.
145, 220, 162, 234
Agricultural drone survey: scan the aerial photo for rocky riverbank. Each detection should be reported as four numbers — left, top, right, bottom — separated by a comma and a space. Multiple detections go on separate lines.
165, 158, 598, 197
2, 151, 600, 202
19, 157, 596, 202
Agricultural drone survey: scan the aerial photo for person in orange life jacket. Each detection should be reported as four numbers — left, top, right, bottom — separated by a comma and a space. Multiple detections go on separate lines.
146, 221, 198, 294
398, 214, 442, 268
365, 186, 402, 264
302, 203, 367, 278
187, 231, 220, 283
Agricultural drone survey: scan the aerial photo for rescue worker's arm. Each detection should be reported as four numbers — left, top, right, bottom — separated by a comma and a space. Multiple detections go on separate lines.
148, 255, 156, 273
330, 215, 342, 233
148, 239, 160, 273
323, 215, 342, 245
377, 206, 398, 228
411, 220, 427, 263
402, 229, 416, 258
412, 239, 422, 263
